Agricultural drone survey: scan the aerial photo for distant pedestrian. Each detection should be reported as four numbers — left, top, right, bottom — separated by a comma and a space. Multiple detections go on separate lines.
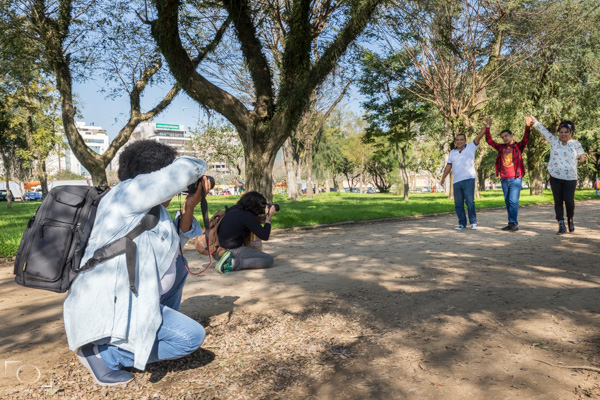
440, 124, 486, 230
595, 178, 600, 196
484, 117, 531, 231
530, 116, 586, 234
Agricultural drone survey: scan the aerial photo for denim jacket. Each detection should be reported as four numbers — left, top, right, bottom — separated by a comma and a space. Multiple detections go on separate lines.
63, 156, 206, 370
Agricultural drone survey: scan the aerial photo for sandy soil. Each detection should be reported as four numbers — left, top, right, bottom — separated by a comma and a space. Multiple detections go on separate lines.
1, 200, 600, 399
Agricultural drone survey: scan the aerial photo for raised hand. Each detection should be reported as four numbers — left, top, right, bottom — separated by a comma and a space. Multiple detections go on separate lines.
526, 115, 536, 126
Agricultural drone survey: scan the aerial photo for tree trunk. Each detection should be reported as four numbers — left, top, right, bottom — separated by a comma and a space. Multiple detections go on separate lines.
245, 144, 277, 202
400, 147, 410, 201
282, 138, 301, 200
473, 148, 486, 199
40, 161, 49, 197
3, 169, 12, 209
477, 168, 487, 193
526, 135, 545, 195
306, 141, 315, 199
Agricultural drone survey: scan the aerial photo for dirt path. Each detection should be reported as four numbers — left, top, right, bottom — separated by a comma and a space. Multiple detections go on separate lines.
1, 200, 600, 399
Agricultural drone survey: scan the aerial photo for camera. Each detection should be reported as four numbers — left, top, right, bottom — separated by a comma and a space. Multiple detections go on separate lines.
187, 176, 215, 194
267, 203, 280, 212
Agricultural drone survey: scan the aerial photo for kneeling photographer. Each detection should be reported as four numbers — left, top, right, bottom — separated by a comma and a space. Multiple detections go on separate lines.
64, 140, 212, 386
209, 191, 278, 273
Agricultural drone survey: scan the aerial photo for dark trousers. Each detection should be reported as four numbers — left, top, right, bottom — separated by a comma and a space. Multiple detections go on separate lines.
549, 177, 577, 221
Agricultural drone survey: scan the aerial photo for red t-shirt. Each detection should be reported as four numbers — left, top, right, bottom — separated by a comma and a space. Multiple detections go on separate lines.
500, 146, 517, 179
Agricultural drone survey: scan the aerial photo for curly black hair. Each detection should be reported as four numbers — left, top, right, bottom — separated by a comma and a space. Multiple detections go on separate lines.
558, 120, 575, 134
118, 140, 178, 181
236, 191, 267, 216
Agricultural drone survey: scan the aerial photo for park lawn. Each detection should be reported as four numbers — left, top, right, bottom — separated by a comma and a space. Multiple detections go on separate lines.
1, 189, 598, 259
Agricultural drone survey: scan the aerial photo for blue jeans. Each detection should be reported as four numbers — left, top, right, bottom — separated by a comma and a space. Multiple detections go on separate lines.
453, 178, 476, 226
501, 178, 522, 225
98, 256, 205, 370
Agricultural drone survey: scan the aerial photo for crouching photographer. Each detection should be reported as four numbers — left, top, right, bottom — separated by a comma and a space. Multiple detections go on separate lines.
64, 140, 212, 386
205, 191, 278, 273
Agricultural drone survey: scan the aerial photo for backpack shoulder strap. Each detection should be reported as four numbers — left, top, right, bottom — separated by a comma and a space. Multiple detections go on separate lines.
80, 205, 161, 294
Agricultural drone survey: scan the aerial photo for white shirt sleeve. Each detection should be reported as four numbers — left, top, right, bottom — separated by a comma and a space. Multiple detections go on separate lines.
574, 140, 585, 156
534, 121, 558, 146
467, 141, 478, 157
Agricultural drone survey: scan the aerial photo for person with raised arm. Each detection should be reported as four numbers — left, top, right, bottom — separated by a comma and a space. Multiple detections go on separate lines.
529, 116, 586, 234
484, 116, 531, 231
440, 123, 486, 230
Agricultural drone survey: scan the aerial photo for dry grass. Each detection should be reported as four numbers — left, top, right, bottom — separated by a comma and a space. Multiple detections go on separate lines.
3, 303, 372, 400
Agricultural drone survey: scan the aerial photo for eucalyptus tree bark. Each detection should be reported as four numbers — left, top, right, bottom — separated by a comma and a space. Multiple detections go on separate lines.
24, 112, 49, 195
305, 136, 316, 199
3, 161, 12, 208
151, 0, 380, 200
282, 138, 302, 200
304, 84, 350, 199
30, 0, 224, 185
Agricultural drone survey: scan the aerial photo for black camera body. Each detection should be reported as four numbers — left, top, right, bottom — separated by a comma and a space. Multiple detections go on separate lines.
267, 203, 280, 212
187, 176, 215, 194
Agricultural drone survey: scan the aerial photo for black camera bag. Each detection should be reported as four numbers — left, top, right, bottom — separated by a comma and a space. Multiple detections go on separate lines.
14, 185, 160, 293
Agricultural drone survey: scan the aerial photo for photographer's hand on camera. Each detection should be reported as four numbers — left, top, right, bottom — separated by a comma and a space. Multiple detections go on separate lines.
264, 204, 277, 224
180, 176, 212, 232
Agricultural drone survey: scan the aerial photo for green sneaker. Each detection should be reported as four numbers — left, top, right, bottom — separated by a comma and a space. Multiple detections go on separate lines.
215, 251, 234, 274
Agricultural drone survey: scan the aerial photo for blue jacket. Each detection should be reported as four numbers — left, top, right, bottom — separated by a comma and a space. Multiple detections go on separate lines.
63, 156, 206, 369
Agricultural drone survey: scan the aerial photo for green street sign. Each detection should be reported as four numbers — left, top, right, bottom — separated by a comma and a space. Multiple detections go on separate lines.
156, 123, 180, 130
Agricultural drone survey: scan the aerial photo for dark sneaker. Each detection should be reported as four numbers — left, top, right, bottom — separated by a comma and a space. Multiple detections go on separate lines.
557, 220, 567, 235
510, 224, 519, 231
568, 218, 574, 232
77, 344, 133, 386
215, 251, 234, 274
501, 224, 512, 231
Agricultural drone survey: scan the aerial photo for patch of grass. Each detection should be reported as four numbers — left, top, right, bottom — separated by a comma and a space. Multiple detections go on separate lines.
0, 202, 40, 259
1, 189, 598, 259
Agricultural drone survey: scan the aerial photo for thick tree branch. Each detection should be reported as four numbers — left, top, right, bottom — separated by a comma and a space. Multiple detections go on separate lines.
152, 0, 251, 132
222, 0, 274, 119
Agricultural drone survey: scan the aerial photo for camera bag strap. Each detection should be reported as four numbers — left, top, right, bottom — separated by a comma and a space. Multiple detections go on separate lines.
80, 205, 161, 294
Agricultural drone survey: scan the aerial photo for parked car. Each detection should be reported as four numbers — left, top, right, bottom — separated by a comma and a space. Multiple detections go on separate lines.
366, 187, 377, 194
23, 191, 43, 201
0, 189, 15, 201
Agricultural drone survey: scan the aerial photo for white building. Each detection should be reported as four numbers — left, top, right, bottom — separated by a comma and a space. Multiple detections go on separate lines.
133, 122, 189, 150
46, 121, 110, 178
110, 122, 190, 172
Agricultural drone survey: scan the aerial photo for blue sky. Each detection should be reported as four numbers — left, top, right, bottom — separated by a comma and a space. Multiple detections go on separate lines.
73, 80, 209, 142
73, 79, 364, 143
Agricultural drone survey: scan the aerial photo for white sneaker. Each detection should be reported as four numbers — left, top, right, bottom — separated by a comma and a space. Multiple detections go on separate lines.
455, 225, 465, 230
471, 224, 478, 230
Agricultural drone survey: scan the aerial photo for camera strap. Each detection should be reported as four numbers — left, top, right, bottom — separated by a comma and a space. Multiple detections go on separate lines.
179, 180, 214, 276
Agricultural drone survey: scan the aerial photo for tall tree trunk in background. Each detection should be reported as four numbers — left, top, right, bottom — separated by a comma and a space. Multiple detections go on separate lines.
3, 166, 12, 209
473, 148, 486, 199
526, 133, 546, 195
400, 147, 409, 201
306, 141, 315, 199
283, 138, 301, 200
